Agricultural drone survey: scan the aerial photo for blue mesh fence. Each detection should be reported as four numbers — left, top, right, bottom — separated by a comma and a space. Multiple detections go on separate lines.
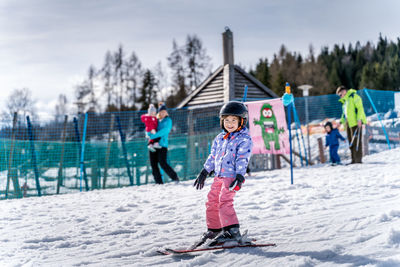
1, 88, 399, 199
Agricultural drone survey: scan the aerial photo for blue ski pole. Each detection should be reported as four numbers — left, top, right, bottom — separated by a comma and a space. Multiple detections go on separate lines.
243, 84, 248, 102
283, 82, 294, 185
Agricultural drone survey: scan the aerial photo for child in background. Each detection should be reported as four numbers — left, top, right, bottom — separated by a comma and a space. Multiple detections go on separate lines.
141, 104, 161, 152
325, 121, 346, 166
192, 101, 253, 248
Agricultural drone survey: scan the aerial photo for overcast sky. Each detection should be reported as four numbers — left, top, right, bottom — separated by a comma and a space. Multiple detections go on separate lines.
1, 0, 400, 119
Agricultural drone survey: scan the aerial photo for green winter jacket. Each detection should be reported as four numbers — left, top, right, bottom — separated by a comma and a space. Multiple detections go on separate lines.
339, 89, 367, 128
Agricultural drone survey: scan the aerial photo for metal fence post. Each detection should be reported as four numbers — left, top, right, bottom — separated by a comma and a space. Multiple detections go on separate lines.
80, 113, 89, 191
103, 114, 115, 189
57, 115, 68, 194
317, 137, 326, 163
6, 112, 18, 199
73, 116, 89, 191
116, 115, 134, 186
26, 116, 42, 197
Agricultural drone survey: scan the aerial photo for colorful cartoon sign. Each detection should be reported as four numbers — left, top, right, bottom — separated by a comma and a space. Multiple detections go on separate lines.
246, 99, 290, 154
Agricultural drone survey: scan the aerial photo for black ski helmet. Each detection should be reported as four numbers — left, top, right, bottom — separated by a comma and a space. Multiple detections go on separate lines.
219, 101, 248, 130
324, 121, 333, 129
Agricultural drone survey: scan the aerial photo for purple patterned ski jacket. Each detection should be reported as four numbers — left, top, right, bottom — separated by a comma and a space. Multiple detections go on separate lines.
203, 127, 253, 178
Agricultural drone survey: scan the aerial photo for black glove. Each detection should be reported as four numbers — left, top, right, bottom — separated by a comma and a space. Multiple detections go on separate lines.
193, 168, 209, 190
229, 174, 245, 191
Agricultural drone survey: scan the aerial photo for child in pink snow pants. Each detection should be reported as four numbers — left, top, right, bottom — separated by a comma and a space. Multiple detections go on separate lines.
206, 177, 238, 229
193, 101, 253, 248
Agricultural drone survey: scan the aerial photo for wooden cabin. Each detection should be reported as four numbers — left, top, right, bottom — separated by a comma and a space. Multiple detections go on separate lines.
177, 28, 281, 174
177, 27, 278, 109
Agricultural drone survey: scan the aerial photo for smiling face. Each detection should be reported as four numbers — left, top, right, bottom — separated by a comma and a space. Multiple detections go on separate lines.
158, 110, 168, 119
258, 103, 277, 134
223, 115, 240, 133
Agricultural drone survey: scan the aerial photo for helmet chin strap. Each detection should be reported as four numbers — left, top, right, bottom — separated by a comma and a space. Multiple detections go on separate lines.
223, 118, 244, 139
223, 132, 230, 139
237, 118, 244, 131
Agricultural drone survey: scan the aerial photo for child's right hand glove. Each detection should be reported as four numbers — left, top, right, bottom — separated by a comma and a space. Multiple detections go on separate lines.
193, 168, 209, 190
229, 174, 245, 191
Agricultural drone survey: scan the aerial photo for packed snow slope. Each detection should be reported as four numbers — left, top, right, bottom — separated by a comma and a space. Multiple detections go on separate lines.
1, 149, 400, 267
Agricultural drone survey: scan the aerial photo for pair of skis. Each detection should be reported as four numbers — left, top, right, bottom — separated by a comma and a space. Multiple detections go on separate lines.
157, 231, 276, 255
157, 242, 276, 255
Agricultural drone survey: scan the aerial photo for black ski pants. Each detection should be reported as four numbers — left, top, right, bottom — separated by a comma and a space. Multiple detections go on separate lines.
149, 147, 178, 184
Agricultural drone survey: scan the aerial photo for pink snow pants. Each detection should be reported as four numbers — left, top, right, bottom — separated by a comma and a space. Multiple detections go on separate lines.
206, 177, 239, 229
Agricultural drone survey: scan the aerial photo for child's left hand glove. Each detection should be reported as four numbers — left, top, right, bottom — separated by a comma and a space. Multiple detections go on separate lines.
229, 174, 245, 191
194, 168, 209, 190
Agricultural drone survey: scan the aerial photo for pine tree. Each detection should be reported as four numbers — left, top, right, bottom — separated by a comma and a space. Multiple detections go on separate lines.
360, 62, 373, 89
299, 45, 330, 95
75, 82, 90, 114
185, 34, 211, 90
167, 40, 188, 107
125, 51, 142, 110
87, 65, 98, 113
252, 58, 271, 88
153, 62, 167, 102
269, 45, 302, 95
102, 51, 114, 111
271, 71, 285, 95
113, 44, 126, 110
55, 94, 68, 122
139, 70, 157, 110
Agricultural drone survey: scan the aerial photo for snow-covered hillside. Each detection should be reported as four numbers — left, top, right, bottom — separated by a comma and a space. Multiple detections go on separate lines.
1, 149, 400, 266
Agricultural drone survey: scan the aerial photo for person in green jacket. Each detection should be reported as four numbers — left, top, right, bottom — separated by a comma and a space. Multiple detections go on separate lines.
147, 103, 179, 184
336, 86, 367, 164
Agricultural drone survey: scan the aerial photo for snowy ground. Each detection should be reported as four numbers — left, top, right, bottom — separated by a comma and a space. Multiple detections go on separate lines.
1, 149, 400, 267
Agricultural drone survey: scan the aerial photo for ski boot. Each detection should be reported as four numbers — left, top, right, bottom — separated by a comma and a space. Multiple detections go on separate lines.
208, 227, 242, 247
189, 230, 221, 249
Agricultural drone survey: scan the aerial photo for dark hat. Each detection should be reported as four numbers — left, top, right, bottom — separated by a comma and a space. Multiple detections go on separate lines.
158, 104, 167, 112
324, 121, 333, 128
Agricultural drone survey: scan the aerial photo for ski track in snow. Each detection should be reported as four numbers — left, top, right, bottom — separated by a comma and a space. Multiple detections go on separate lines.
1, 149, 400, 266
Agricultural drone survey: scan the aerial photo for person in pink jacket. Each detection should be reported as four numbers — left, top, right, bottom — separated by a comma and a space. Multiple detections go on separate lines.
140, 104, 161, 152
192, 101, 253, 248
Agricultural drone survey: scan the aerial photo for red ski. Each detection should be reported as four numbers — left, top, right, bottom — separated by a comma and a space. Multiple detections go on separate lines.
157, 243, 276, 255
